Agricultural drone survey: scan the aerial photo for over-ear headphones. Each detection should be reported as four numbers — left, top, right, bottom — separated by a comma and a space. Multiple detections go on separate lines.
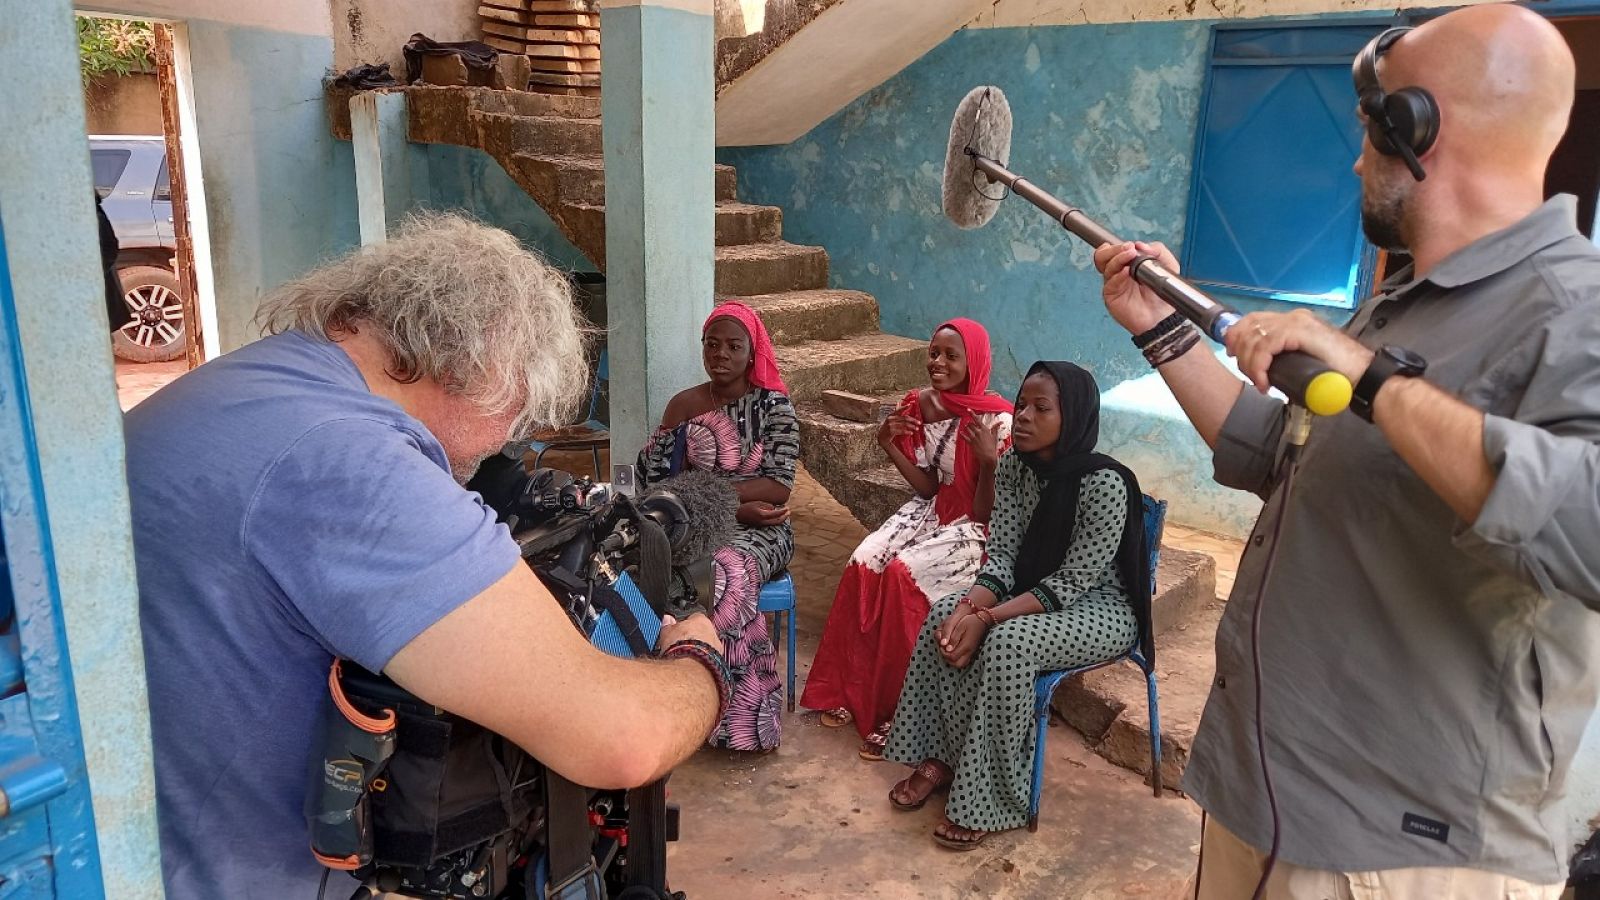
1352, 26, 1438, 181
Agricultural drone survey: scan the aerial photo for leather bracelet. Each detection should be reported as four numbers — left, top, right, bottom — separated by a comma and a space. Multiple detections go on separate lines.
1143, 326, 1201, 368
662, 638, 732, 737
1131, 312, 1188, 350
1145, 319, 1197, 354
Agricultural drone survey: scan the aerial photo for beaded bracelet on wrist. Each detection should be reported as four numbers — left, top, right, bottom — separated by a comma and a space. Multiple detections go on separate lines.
662, 639, 732, 736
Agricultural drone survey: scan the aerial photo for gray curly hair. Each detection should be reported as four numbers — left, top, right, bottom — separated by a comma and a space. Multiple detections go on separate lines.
256, 212, 591, 438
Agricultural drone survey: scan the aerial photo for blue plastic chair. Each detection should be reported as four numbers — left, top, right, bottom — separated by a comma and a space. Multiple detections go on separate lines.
531, 348, 609, 479
1027, 495, 1168, 830
757, 571, 798, 713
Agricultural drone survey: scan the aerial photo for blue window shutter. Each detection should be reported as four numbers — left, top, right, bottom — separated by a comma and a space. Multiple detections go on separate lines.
1182, 23, 1393, 309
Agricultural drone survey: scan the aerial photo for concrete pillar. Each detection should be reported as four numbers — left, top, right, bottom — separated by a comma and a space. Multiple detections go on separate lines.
600, 0, 716, 467
0, 3, 163, 898
350, 91, 418, 245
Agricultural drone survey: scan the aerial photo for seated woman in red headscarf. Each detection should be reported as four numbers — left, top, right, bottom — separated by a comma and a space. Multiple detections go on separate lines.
636, 301, 799, 752
801, 319, 1012, 760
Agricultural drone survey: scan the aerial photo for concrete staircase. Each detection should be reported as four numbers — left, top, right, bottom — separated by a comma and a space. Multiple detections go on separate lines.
326, 84, 1219, 788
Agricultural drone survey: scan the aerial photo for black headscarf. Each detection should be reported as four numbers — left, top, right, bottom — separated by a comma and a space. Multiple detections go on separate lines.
1013, 361, 1154, 666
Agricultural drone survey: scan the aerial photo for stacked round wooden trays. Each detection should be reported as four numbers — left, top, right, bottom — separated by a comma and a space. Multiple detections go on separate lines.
479, 0, 601, 97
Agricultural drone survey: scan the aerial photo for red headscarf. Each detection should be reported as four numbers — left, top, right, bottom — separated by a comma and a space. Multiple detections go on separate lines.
704, 301, 788, 395
895, 318, 1013, 524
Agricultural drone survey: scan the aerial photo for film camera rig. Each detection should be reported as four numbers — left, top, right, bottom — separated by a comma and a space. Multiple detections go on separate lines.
308, 453, 720, 900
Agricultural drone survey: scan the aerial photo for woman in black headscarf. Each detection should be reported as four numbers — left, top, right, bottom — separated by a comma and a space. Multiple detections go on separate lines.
882, 361, 1151, 850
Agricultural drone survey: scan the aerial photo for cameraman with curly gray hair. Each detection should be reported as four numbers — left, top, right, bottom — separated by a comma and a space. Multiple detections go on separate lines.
124, 213, 724, 900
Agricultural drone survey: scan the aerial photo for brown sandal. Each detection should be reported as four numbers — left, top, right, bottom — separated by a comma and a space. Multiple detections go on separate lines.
858, 721, 893, 761
932, 818, 989, 851
820, 707, 852, 729
889, 760, 952, 811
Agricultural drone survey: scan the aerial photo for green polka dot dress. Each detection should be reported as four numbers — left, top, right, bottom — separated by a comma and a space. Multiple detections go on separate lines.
883, 453, 1139, 833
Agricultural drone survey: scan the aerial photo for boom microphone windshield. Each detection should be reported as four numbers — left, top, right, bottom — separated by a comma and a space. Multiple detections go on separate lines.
940, 86, 1352, 417
944, 86, 1013, 229
640, 469, 736, 566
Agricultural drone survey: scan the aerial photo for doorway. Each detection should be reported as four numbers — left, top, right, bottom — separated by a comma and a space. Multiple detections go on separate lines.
1549, 16, 1600, 240
78, 14, 215, 409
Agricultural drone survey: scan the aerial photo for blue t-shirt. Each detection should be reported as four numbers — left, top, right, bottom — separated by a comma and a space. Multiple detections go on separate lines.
124, 330, 520, 899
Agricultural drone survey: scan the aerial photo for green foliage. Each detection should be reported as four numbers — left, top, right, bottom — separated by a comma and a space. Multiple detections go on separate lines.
78, 17, 156, 81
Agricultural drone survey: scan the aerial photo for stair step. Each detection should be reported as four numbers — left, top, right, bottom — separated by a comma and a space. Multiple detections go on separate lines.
847, 463, 919, 529
738, 290, 879, 343
473, 111, 603, 156
793, 400, 884, 474
1051, 590, 1222, 790
715, 202, 783, 246
511, 155, 737, 207
556, 201, 784, 249
505, 153, 582, 204
774, 331, 926, 401
542, 155, 607, 205
559, 203, 606, 248
714, 241, 829, 296
716, 165, 738, 202
466, 86, 601, 119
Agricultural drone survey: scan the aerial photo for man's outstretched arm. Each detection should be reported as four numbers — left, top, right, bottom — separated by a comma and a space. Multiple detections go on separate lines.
385, 562, 720, 788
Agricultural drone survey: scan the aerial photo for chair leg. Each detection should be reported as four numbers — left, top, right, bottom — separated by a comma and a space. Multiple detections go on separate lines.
1146, 671, 1163, 797
1028, 709, 1049, 833
785, 608, 797, 713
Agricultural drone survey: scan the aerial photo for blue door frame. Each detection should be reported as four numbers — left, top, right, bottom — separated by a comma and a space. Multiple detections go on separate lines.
0, 210, 106, 897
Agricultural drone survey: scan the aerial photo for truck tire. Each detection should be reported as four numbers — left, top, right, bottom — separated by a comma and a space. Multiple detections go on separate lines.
112, 265, 187, 363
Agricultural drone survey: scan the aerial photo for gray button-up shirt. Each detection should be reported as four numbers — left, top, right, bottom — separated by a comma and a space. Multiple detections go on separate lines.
1184, 196, 1600, 884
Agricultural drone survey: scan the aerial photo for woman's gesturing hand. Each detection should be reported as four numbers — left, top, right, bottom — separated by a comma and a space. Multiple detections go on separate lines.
877, 414, 919, 449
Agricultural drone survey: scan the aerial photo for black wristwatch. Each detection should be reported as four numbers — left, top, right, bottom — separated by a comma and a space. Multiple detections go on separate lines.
1351, 344, 1427, 423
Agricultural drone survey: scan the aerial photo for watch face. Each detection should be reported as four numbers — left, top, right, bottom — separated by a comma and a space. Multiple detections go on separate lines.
1382, 345, 1427, 372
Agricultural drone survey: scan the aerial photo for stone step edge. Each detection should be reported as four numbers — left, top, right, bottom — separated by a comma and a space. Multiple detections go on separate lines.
1050, 596, 1225, 791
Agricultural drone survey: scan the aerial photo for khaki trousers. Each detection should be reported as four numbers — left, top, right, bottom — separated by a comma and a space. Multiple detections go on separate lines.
1185, 816, 1567, 900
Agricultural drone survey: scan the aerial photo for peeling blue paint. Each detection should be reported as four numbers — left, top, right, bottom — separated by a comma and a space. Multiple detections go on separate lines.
721, 21, 1346, 535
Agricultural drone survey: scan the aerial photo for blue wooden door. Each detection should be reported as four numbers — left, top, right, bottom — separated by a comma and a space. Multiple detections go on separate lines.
1183, 23, 1391, 310
0, 211, 106, 897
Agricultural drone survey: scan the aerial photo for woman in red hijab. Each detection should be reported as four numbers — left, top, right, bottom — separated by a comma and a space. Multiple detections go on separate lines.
801, 319, 1012, 760
636, 301, 798, 752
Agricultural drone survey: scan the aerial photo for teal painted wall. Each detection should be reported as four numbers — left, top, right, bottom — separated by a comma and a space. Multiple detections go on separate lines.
720, 21, 1345, 535
185, 22, 360, 351
421, 144, 592, 275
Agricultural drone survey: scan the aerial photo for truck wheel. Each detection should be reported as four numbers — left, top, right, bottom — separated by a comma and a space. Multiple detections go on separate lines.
112, 266, 187, 363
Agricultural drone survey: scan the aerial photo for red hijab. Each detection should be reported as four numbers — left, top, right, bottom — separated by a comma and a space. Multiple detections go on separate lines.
704, 301, 788, 395
895, 318, 1012, 524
